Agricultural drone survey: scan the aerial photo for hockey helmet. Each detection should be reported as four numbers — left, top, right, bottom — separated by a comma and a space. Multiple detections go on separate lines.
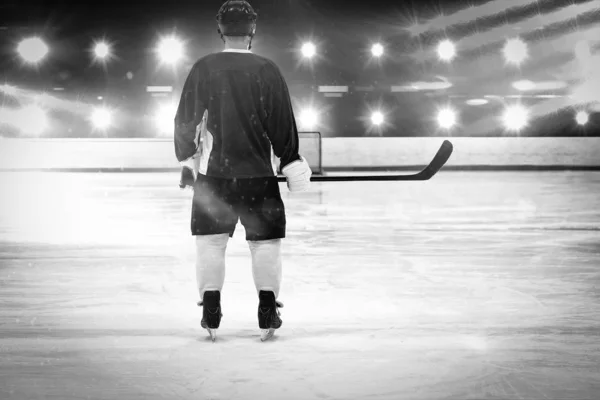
216, 0, 258, 37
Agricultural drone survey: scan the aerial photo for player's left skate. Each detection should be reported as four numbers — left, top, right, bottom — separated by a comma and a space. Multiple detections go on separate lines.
198, 290, 222, 342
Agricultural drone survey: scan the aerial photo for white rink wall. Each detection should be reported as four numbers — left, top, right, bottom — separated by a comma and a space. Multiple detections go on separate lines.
324, 137, 600, 169
0, 139, 177, 170
0, 137, 599, 171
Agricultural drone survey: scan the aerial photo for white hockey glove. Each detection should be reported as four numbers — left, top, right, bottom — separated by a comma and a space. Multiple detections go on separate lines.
179, 166, 195, 189
179, 152, 201, 189
281, 155, 312, 192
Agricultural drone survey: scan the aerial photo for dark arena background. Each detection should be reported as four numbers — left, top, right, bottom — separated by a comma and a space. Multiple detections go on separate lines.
1, 0, 599, 399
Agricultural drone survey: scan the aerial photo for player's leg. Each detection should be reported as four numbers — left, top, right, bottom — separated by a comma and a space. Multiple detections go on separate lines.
192, 174, 238, 339
237, 177, 286, 340
196, 233, 229, 300
237, 177, 286, 296
196, 233, 228, 341
248, 238, 282, 299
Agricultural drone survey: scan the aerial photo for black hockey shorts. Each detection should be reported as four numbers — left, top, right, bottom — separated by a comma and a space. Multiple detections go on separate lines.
191, 174, 286, 241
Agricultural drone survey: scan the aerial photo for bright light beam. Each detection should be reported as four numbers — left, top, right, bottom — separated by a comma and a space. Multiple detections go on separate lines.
93, 41, 111, 61
371, 43, 384, 58
17, 37, 49, 64
437, 108, 457, 129
471, 2, 600, 53
90, 107, 113, 130
503, 37, 529, 66
370, 111, 384, 126
432, 26, 600, 96
575, 111, 589, 126
156, 35, 184, 65
301, 42, 316, 59
437, 40, 456, 62
411, 2, 600, 62
502, 104, 529, 131
299, 108, 318, 129
407, 0, 533, 36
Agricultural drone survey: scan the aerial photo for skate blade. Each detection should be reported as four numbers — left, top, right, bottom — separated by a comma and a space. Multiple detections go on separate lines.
260, 328, 276, 342
206, 328, 217, 342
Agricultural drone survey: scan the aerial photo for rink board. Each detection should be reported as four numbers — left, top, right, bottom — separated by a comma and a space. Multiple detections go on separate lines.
0, 137, 599, 170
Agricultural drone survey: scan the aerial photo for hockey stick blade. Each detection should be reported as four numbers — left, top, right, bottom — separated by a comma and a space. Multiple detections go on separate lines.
279, 140, 453, 182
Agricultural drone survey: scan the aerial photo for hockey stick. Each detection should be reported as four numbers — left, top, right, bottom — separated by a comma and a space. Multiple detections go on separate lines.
180, 140, 453, 188
279, 139, 453, 182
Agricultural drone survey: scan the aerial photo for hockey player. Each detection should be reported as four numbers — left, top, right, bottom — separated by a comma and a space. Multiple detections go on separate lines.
174, 0, 312, 341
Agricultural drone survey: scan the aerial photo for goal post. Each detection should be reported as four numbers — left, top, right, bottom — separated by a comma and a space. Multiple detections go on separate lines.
273, 131, 323, 175
298, 131, 323, 175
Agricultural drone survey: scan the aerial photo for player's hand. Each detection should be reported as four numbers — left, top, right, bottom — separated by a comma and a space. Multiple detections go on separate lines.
281, 155, 311, 192
179, 167, 196, 189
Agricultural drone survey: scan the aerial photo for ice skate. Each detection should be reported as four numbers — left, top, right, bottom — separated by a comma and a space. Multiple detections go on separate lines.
198, 290, 222, 342
258, 290, 283, 341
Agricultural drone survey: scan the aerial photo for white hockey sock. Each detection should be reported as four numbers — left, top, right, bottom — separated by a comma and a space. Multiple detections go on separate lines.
195, 233, 229, 299
248, 239, 282, 299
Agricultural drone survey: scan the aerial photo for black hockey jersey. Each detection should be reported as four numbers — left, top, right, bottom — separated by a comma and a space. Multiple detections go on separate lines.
174, 49, 300, 178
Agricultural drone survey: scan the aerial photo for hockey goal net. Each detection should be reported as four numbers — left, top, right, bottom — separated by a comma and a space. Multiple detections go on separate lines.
298, 131, 323, 175
274, 131, 323, 175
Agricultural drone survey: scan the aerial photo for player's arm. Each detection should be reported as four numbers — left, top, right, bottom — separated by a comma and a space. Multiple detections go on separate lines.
263, 62, 301, 168
174, 62, 207, 164
174, 62, 207, 187
263, 62, 311, 191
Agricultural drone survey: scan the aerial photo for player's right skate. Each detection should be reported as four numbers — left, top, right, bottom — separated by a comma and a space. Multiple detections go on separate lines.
258, 290, 283, 341
198, 290, 222, 342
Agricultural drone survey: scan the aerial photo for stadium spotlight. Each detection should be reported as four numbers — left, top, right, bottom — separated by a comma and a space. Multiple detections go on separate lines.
502, 104, 529, 131
301, 42, 316, 59
90, 107, 113, 130
299, 108, 318, 129
16, 104, 48, 135
156, 35, 184, 65
370, 111, 384, 126
93, 41, 111, 61
503, 38, 528, 66
17, 37, 49, 64
371, 43, 384, 58
437, 39, 456, 62
575, 111, 589, 126
155, 103, 178, 135
437, 107, 457, 129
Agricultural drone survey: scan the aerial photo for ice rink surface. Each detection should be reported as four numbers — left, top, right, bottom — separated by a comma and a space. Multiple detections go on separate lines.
1, 170, 599, 400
